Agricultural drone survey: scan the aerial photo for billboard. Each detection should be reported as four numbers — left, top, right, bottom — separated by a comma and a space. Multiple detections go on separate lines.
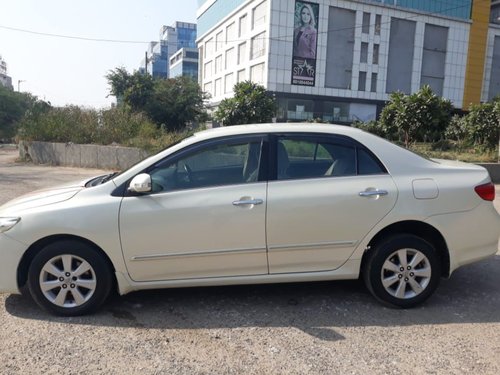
291, 1, 319, 86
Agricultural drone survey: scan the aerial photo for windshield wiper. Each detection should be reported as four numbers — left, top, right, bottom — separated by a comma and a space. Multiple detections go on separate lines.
100, 172, 119, 184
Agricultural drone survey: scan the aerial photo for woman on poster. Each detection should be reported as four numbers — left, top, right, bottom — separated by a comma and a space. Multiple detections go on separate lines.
293, 3, 317, 59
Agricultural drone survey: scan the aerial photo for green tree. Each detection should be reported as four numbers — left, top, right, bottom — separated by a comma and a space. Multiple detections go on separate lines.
214, 81, 276, 126
105, 67, 131, 101
464, 101, 499, 149
146, 76, 209, 131
106, 68, 207, 131
0, 85, 33, 139
378, 86, 452, 147
106, 67, 155, 110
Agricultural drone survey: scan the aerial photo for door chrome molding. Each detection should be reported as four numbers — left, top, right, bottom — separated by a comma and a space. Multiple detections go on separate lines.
268, 240, 357, 253
131, 247, 267, 261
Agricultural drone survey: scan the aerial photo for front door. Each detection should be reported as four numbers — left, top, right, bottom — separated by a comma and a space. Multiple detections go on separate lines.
119, 137, 268, 282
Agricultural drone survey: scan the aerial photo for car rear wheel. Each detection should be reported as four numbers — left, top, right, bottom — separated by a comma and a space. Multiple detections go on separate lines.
27, 240, 112, 316
363, 234, 441, 308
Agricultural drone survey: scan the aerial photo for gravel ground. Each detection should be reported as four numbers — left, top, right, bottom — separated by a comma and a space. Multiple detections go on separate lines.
1, 144, 499, 375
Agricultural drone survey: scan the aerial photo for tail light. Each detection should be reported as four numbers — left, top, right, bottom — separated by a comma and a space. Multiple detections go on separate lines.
475, 182, 495, 201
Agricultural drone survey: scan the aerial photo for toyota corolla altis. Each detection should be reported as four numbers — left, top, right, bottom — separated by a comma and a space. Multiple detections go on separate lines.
0, 124, 499, 315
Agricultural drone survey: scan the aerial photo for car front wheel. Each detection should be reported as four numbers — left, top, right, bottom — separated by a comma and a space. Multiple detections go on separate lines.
363, 234, 441, 308
27, 240, 112, 316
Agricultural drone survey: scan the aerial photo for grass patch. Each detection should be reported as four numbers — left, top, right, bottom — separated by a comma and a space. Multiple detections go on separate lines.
410, 143, 498, 163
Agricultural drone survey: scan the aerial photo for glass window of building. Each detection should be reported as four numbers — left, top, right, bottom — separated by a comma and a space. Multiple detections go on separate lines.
252, 1, 267, 29
375, 15, 382, 35
215, 31, 224, 52
215, 55, 222, 74
238, 42, 247, 65
490, 4, 500, 24
226, 22, 236, 42
371, 73, 378, 92
362, 12, 370, 34
237, 69, 246, 82
358, 71, 367, 91
214, 78, 222, 97
360, 42, 368, 63
225, 48, 235, 69
239, 14, 247, 37
204, 61, 213, 79
205, 38, 214, 57
324, 101, 350, 122
373, 44, 379, 65
286, 99, 314, 121
204, 82, 212, 95
251, 32, 266, 60
250, 63, 265, 84
225, 73, 234, 93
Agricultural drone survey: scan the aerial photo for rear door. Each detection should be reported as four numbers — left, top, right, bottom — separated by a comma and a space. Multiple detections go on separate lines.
266, 134, 398, 273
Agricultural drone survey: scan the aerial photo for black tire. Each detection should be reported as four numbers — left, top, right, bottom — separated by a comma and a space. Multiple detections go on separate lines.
363, 234, 441, 308
27, 240, 113, 316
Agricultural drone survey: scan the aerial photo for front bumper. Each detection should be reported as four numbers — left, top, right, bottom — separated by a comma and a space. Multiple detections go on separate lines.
0, 233, 28, 294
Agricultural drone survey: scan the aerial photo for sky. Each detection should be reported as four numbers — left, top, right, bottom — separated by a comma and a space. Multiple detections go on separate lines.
0, 0, 198, 108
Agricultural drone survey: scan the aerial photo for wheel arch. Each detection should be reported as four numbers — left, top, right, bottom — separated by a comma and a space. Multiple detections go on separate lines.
362, 220, 450, 277
17, 234, 117, 291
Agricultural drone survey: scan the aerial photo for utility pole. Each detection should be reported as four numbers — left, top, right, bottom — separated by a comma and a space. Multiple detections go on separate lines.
145, 52, 148, 74
17, 79, 25, 92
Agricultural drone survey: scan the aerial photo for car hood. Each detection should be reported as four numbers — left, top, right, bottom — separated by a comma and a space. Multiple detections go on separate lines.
0, 181, 87, 214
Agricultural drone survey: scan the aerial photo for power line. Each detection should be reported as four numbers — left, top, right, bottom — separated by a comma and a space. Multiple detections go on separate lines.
0, 0, 488, 47
0, 24, 149, 44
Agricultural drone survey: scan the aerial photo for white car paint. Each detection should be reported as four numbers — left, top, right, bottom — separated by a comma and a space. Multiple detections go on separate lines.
0, 123, 498, 308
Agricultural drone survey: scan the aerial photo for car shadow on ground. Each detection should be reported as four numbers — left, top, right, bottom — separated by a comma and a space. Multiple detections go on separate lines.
5, 255, 500, 342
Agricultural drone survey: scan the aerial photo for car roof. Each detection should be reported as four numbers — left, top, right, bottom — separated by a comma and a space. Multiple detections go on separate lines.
190, 123, 364, 141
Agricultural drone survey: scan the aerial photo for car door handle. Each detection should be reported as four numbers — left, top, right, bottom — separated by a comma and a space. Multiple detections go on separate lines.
232, 199, 264, 206
359, 190, 388, 197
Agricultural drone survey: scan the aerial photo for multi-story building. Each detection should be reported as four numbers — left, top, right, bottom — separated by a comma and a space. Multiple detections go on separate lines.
170, 48, 199, 80
0, 55, 13, 90
140, 22, 197, 79
197, 0, 500, 123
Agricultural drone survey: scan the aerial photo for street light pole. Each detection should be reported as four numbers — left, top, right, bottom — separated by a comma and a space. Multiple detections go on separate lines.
17, 79, 25, 92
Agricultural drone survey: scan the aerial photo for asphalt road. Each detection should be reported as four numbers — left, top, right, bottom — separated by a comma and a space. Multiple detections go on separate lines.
1, 145, 499, 375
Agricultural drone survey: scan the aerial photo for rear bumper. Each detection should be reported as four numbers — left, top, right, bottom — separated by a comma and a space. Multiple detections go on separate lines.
426, 202, 500, 275
0, 234, 28, 294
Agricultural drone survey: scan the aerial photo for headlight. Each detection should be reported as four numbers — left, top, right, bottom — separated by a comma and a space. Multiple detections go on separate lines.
0, 217, 21, 233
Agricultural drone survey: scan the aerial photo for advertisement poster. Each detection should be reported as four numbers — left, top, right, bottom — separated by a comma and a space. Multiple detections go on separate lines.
291, 1, 319, 86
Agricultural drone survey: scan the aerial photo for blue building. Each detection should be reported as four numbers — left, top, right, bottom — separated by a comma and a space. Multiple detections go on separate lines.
141, 22, 197, 79
170, 48, 199, 80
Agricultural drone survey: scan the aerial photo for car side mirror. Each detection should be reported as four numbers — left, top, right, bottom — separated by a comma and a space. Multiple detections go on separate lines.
128, 173, 152, 193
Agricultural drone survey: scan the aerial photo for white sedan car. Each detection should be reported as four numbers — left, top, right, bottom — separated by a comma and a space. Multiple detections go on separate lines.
0, 124, 499, 316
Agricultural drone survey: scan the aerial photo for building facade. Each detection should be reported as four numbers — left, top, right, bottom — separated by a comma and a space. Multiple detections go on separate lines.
0, 55, 13, 90
170, 48, 199, 80
197, 0, 500, 123
141, 22, 197, 79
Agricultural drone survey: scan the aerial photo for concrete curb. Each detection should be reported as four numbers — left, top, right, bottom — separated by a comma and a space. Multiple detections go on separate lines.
19, 141, 149, 170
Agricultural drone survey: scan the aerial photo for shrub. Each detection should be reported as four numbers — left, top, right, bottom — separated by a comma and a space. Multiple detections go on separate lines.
464, 102, 499, 149
17, 105, 191, 152
353, 120, 389, 138
445, 115, 469, 147
18, 105, 99, 144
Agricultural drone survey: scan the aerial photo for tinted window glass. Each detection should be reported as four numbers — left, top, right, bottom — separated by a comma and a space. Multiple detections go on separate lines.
149, 141, 262, 192
358, 148, 385, 175
277, 137, 355, 180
